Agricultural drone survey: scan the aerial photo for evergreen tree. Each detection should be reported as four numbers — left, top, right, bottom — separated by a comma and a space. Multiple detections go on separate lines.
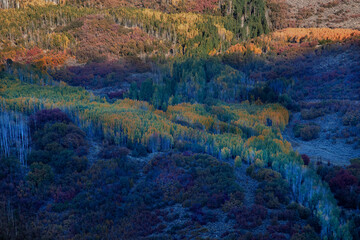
140, 79, 154, 102
129, 82, 139, 100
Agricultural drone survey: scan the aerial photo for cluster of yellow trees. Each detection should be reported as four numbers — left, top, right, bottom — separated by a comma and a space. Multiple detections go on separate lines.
0, 77, 290, 163
0, 0, 65, 9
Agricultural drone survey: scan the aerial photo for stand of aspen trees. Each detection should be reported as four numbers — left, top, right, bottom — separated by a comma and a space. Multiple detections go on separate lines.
0, 110, 30, 165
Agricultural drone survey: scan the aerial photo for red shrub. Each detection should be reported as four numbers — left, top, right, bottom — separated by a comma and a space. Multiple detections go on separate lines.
329, 169, 358, 190
229, 205, 268, 229
301, 154, 310, 165
29, 108, 70, 131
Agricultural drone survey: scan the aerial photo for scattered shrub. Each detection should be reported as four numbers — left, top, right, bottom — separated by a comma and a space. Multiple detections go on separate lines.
320, 0, 340, 8
131, 144, 148, 157
301, 108, 324, 120
235, 156, 242, 167
343, 111, 360, 126
29, 108, 70, 131
293, 123, 321, 141
99, 145, 130, 160
286, 202, 311, 220
301, 154, 310, 165
229, 205, 268, 229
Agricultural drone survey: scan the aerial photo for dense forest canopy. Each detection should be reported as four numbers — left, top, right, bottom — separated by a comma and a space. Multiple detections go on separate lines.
0, 0, 360, 239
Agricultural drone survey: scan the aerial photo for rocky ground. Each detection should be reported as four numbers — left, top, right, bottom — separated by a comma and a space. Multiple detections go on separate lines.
283, 112, 360, 166
286, 0, 360, 29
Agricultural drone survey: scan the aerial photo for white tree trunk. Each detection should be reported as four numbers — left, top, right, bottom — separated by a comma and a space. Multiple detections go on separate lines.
0, 110, 30, 166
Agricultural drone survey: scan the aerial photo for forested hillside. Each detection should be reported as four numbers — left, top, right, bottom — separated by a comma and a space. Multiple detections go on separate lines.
0, 0, 360, 239
0, 1, 270, 63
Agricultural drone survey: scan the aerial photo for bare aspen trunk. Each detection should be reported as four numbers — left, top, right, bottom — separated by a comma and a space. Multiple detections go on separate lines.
0, 110, 30, 166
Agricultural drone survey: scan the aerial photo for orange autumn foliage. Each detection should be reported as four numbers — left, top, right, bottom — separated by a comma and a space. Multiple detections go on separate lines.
225, 28, 360, 57
1, 47, 71, 68
225, 43, 263, 55
272, 28, 360, 42
33, 52, 71, 69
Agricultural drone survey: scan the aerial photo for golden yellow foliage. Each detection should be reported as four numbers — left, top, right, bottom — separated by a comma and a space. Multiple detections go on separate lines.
47, 33, 71, 50
167, 103, 215, 131
215, 24, 234, 42
15, 0, 65, 8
